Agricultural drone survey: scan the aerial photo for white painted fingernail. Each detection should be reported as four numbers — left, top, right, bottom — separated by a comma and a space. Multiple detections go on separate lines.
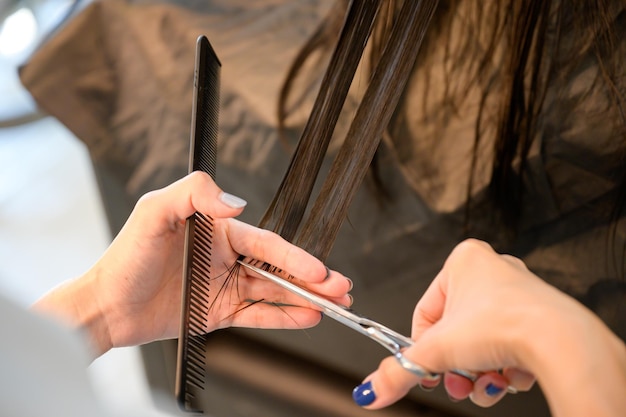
219, 192, 247, 209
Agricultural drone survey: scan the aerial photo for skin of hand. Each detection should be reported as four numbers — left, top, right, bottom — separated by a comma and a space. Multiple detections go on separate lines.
353, 239, 626, 417
32, 171, 352, 358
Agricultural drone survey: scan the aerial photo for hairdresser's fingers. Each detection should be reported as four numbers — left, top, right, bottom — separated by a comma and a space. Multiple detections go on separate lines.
444, 367, 533, 401
468, 372, 509, 407
503, 367, 536, 392
227, 219, 329, 285
235, 267, 352, 307
408, 242, 498, 340
443, 372, 473, 401
410, 270, 446, 338
224, 302, 326, 330
292, 270, 353, 299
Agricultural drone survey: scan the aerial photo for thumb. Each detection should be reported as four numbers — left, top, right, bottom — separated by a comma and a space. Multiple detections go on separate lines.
186, 171, 247, 219
162, 171, 247, 223
127, 171, 247, 235
352, 354, 423, 409
352, 324, 451, 409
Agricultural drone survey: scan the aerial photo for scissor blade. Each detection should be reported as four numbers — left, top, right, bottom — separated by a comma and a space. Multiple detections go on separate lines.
237, 261, 370, 334
237, 261, 517, 392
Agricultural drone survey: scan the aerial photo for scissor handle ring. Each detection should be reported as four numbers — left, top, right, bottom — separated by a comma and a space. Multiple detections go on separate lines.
394, 351, 441, 382
394, 352, 518, 394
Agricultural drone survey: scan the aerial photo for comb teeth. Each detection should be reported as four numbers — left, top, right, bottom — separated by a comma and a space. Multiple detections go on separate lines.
176, 212, 214, 413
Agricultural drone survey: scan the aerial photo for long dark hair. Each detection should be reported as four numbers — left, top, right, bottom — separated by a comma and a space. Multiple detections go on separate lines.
267, 0, 626, 265
259, 0, 439, 261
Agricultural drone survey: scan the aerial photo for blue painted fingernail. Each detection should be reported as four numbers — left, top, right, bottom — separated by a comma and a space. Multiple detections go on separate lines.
485, 383, 504, 397
352, 381, 376, 406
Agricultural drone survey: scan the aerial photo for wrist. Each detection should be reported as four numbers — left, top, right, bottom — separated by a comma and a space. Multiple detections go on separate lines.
515, 287, 626, 417
32, 272, 113, 359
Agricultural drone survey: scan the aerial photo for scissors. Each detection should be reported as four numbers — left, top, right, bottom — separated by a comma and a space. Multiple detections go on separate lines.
238, 260, 517, 393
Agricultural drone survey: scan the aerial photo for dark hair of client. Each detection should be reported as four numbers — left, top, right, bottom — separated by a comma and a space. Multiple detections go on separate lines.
263, 0, 626, 270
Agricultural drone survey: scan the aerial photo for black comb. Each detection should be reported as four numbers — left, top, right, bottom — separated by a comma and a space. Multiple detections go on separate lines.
175, 35, 221, 414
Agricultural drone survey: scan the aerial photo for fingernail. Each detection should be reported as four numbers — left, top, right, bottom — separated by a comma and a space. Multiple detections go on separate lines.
419, 383, 436, 392
323, 266, 331, 281
353, 381, 376, 406
485, 383, 504, 397
346, 278, 354, 291
220, 192, 247, 209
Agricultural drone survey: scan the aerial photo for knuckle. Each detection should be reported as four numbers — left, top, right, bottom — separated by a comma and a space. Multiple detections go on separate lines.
501, 254, 528, 270
188, 170, 212, 189
449, 238, 492, 265
135, 189, 161, 210
246, 228, 274, 260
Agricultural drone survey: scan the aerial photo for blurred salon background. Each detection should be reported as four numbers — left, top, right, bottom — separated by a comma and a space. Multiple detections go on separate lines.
0, 1, 169, 415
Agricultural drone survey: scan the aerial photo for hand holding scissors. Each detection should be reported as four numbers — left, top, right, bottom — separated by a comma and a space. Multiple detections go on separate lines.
238, 260, 517, 392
